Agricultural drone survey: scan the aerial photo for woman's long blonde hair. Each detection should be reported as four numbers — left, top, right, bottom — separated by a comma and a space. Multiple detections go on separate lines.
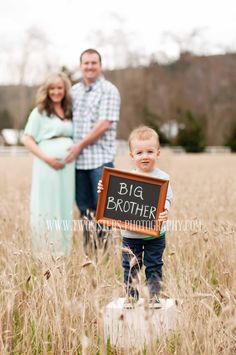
36, 72, 72, 119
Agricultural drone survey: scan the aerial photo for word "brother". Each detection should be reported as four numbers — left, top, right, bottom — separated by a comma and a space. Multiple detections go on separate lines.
106, 197, 156, 219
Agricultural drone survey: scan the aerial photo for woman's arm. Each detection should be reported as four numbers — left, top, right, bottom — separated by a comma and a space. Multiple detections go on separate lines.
23, 135, 65, 170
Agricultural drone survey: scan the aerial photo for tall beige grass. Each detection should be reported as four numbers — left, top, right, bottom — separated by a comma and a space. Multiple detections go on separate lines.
0, 151, 235, 354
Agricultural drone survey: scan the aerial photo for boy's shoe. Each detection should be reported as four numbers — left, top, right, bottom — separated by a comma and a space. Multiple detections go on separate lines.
149, 296, 162, 308
123, 296, 138, 309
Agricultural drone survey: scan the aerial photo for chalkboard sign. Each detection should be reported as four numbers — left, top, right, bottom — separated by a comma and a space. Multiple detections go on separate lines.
96, 167, 169, 237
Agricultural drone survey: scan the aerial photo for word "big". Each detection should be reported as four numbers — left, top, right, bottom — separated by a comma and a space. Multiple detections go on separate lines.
118, 183, 144, 200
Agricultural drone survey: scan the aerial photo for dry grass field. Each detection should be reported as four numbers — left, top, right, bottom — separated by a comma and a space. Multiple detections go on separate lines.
0, 149, 235, 354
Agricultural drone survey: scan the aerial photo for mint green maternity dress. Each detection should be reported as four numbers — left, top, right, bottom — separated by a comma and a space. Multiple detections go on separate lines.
24, 108, 75, 257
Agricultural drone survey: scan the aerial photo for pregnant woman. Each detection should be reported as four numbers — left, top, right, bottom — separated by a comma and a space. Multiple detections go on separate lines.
23, 72, 75, 257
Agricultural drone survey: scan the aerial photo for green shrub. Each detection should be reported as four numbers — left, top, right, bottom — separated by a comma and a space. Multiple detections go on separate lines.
225, 124, 236, 152
0, 109, 13, 130
177, 111, 206, 152
143, 107, 170, 145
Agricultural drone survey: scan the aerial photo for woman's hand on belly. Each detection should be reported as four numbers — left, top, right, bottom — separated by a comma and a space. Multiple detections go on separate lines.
44, 156, 65, 170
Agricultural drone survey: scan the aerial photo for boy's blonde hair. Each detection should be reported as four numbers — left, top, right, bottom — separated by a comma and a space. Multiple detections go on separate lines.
128, 126, 160, 150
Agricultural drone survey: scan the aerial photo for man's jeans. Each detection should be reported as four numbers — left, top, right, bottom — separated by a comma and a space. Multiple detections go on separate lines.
75, 162, 114, 215
122, 235, 166, 299
75, 162, 114, 251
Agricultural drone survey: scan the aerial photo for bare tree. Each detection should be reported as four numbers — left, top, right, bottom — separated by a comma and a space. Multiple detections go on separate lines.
160, 27, 207, 59
86, 13, 146, 69
18, 26, 51, 85
17, 26, 52, 130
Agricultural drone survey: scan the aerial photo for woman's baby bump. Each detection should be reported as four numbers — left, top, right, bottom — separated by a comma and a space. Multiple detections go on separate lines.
39, 137, 73, 161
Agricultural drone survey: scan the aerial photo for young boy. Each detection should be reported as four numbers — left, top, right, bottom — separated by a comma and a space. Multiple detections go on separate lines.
98, 126, 173, 307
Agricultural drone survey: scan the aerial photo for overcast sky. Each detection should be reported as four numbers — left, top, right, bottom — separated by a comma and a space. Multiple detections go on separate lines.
1, 0, 236, 84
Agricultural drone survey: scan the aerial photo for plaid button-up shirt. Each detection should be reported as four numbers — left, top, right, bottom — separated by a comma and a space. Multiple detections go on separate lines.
72, 76, 120, 169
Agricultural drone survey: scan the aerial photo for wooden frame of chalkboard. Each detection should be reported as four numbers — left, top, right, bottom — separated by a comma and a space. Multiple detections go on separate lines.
96, 167, 169, 237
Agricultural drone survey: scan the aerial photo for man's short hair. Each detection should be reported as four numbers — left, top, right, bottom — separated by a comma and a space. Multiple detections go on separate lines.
80, 49, 102, 64
128, 126, 160, 150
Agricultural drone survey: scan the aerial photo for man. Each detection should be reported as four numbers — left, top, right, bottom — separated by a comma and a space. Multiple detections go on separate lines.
66, 48, 120, 251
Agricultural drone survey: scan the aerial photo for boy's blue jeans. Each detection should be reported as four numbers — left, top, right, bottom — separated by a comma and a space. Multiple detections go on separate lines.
122, 235, 166, 299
